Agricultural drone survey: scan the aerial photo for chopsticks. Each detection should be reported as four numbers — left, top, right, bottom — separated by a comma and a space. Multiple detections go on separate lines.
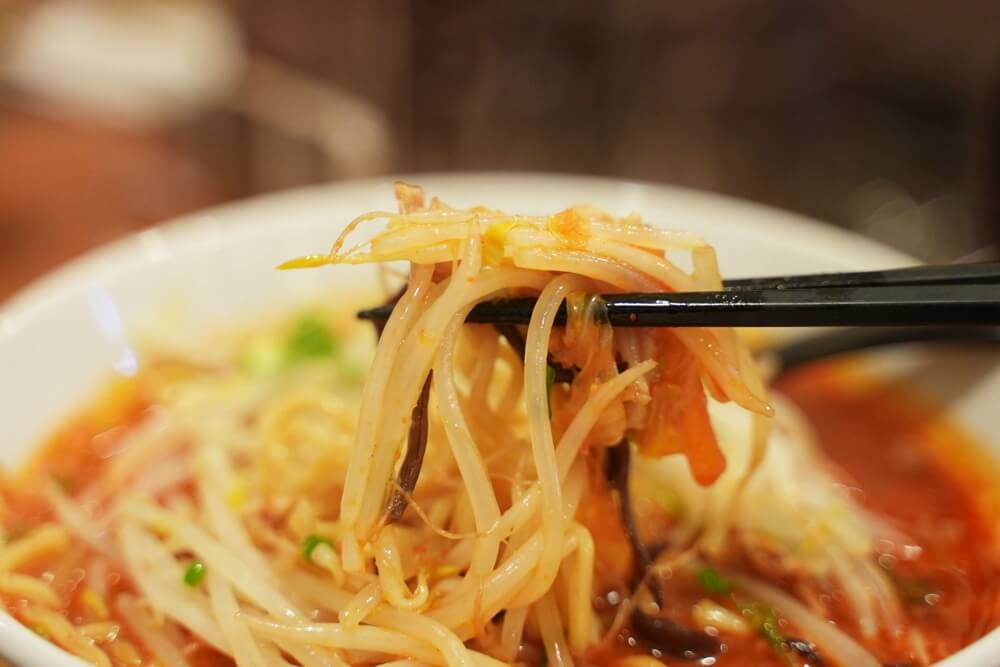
721, 261, 1000, 290
357, 262, 1000, 328
769, 325, 1000, 373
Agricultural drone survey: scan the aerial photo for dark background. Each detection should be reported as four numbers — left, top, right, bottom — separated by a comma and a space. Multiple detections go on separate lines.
1, 1, 998, 299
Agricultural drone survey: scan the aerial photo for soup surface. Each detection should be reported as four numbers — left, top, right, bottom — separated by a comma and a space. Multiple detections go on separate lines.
779, 365, 1000, 659
1, 344, 997, 666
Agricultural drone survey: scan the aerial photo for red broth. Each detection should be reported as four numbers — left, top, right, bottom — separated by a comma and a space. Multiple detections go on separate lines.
775, 362, 1000, 663
1, 363, 998, 666
590, 363, 1000, 666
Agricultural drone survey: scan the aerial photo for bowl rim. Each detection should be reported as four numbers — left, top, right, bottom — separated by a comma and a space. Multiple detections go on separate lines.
0, 172, 995, 667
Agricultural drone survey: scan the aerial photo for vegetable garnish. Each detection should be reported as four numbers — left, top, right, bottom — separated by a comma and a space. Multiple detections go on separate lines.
286, 315, 336, 360
303, 534, 331, 561
696, 565, 733, 595
738, 600, 791, 664
546, 364, 556, 417
183, 561, 206, 587
239, 338, 285, 375
757, 605, 786, 653
240, 313, 340, 375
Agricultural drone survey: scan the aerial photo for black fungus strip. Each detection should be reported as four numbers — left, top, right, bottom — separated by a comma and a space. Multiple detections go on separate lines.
494, 323, 526, 356
787, 638, 824, 664
371, 286, 408, 339
605, 439, 659, 603
630, 610, 721, 661
385, 373, 432, 523
369, 284, 429, 523
607, 440, 720, 661
494, 324, 575, 383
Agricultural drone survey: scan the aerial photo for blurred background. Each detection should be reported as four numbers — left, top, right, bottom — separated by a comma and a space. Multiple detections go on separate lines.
1, 0, 998, 299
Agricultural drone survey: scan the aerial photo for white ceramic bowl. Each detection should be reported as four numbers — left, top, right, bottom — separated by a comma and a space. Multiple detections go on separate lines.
1, 174, 997, 666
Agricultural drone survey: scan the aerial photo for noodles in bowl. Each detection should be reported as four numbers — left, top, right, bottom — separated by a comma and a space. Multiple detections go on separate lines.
1, 182, 997, 667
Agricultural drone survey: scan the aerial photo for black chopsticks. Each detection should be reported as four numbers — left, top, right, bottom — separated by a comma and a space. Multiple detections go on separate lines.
721, 261, 1000, 291
357, 262, 1000, 328
769, 325, 1000, 373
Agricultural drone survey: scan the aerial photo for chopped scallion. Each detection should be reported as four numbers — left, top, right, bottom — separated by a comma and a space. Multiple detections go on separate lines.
286, 315, 336, 361
759, 607, 785, 652
183, 561, 206, 587
738, 599, 790, 663
546, 364, 556, 417
303, 534, 331, 560
696, 566, 733, 595
239, 337, 285, 375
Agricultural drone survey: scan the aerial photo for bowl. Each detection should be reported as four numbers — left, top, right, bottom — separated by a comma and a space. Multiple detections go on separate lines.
1, 173, 997, 666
